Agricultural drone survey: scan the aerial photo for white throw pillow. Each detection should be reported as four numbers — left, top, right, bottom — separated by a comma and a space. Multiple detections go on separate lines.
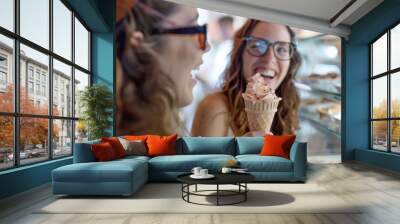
118, 137, 147, 156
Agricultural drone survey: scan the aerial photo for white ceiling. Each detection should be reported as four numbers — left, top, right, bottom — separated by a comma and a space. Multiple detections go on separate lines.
167, 0, 384, 38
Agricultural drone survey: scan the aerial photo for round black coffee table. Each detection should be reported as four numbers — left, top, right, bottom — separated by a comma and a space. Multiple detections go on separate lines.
177, 173, 255, 206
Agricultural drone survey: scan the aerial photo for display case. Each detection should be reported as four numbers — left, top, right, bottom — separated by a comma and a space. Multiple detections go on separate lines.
296, 34, 341, 136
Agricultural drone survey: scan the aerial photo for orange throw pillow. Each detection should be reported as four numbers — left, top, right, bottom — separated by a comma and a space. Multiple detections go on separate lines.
124, 135, 148, 141
101, 137, 126, 158
260, 135, 296, 159
146, 134, 178, 157
91, 142, 117, 161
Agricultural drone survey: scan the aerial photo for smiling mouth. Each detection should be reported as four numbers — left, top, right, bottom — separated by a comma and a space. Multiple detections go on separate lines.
259, 70, 275, 78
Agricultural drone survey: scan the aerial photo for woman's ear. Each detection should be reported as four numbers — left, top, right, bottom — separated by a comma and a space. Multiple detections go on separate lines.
129, 31, 144, 48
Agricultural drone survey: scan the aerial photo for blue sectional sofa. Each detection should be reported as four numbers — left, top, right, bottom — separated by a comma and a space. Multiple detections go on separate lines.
52, 137, 307, 196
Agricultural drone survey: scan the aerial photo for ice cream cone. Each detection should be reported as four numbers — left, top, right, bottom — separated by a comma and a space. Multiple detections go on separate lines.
243, 97, 281, 132
242, 72, 282, 133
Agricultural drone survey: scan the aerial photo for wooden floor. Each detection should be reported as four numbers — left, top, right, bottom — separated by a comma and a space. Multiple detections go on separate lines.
1, 162, 400, 224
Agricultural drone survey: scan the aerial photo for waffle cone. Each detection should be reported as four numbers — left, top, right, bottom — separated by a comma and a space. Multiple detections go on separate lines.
243, 97, 281, 132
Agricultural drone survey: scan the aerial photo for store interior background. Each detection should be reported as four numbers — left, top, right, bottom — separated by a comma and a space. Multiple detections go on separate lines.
181, 9, 342, 163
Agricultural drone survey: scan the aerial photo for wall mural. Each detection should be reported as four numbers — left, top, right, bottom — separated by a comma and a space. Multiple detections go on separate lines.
115, 0, 341, 162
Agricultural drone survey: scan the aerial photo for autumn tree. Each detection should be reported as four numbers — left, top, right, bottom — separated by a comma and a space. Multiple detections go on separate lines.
0, 84, 59, 151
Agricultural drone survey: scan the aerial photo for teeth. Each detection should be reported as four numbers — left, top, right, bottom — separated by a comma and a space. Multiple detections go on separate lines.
191, 69, 200, 78
261, 70, 275, 78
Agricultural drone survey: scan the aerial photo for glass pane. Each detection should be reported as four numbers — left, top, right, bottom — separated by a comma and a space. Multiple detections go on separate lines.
53, 59, 72, 117
20, 117, 49, 165
75, 120, 88, 143
372, 121, 388, 151
391, 120, 400, 153
391, 24, 400, 70
53, 119, 72, 158
74, 18, 89, 70
0, 34, 14, 112
391, 72, 400, 118
0, 116, 13, 170
20, 44, 49, 115
372, 77, 387, 119
74, 69, 89, 118
53, 0, 72, 60
372, 33, 387, 76
20, 0, 49, 49
0, 0, 14, 31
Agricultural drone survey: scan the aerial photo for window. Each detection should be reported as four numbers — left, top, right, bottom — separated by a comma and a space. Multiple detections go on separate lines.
0, 54, 7, 86
35, 70, 40, 81
0, 34, 13, 113
28, 81, 34, 94
370, 23, 400, 154
75, 17, 89, 70
0, 0, 91, 170
20, 0, 49, 49
42, 85, 46, 97
0, 0, 14, 32
0, 71, 6, 85
28, 67, 34, 80
53, 0, 72, 60
0, 55, 7, 67
36, 83, 40, 95
53, 59, 72, 117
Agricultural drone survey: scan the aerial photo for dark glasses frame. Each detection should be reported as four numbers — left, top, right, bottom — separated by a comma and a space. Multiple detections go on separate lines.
242, 36, 296, 60
151, 24, 208, 50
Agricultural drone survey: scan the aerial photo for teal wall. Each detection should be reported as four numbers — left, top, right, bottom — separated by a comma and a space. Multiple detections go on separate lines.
0, 0, 115, 200
91, 0, 115, 136
0, 158, 72, 199
343, 0, 400, 171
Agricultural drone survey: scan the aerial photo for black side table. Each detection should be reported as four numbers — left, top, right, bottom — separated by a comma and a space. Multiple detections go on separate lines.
177, 173, 255, 206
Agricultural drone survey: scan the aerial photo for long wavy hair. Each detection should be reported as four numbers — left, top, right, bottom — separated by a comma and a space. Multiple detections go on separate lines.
116, 0, 182, 135
222, 19, 301, 136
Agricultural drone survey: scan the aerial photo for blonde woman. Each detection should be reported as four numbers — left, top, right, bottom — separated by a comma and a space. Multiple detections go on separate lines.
116, 0, 209, 135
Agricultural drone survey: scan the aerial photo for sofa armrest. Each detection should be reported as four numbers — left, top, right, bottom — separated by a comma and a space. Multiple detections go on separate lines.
73, 140, 100, 163
289, 141, 307, 181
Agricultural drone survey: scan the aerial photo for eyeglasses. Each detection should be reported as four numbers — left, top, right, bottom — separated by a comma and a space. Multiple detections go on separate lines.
151, 25, 208, 50
134, 1, 208, 51
243, 36, 296, 60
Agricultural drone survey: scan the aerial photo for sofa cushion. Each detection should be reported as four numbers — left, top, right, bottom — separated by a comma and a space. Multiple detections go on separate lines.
260, 135, 296, 159
148, 154, 235, 172
53, 158, 147, 183
118, 138, 147, 156
177, 137, 235, 155
236, 155, 293, 172
147, 134, 178, 157
101, 137, 127, 158
235, 137, 264, 155
91, 142, 118, 161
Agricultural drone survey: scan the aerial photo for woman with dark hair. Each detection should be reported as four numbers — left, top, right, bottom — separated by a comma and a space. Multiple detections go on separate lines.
116, 0, 209, 136
192, 19, 301, 136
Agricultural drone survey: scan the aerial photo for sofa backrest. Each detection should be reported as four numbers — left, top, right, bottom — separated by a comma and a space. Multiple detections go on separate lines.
235, 137, 264, 155
177, 137, 236, 155
73, 139, 100, 163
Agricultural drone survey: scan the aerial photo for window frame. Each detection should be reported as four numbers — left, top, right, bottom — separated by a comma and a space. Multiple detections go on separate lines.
0, 0, 92, 171
370, 20, 400, 154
